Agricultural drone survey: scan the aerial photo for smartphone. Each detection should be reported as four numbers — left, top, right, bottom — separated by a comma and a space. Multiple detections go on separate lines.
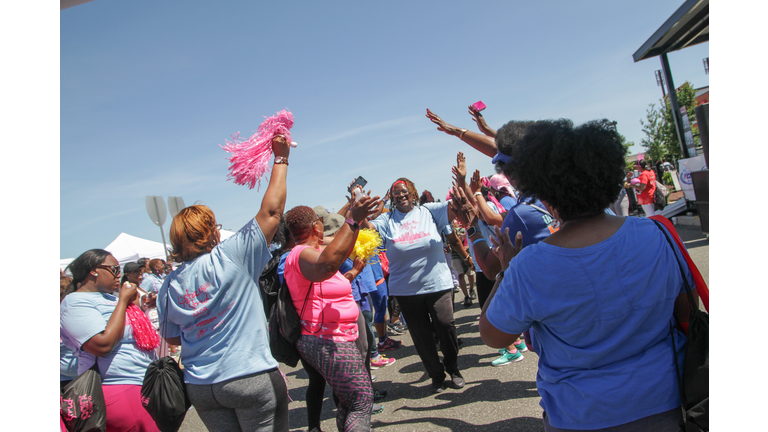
472, 100, 487, 112
348, 176, 368, 193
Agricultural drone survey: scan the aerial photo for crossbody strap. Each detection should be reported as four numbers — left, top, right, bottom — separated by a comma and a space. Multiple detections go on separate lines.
653, 219, 695, 425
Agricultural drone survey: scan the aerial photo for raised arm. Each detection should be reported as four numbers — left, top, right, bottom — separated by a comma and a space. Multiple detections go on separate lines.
426, 109, 497, 158
255, 136, 291, 243
299, 195, 380, 282
468, 104, 496, 137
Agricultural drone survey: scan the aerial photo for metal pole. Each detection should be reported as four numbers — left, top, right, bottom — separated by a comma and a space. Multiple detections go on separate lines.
660, 53, 689, 159
159, 224, 170, 262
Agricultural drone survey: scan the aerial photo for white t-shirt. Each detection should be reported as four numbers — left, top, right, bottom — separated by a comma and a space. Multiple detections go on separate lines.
369, 203, 453, 296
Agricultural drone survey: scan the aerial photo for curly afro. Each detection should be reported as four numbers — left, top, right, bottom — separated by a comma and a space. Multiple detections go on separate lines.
502, 119, 626, 221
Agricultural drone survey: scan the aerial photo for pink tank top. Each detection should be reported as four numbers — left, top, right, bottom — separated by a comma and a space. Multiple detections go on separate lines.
284, 245, 359, 342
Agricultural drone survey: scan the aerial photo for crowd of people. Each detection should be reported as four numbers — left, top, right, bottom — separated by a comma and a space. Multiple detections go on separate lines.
61, 105, 700, 432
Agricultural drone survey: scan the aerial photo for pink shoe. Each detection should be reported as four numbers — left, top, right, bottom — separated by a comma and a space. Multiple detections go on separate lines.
370, 354, 396, 369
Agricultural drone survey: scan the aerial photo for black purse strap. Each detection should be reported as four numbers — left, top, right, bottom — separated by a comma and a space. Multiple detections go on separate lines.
653, 219, 694, 425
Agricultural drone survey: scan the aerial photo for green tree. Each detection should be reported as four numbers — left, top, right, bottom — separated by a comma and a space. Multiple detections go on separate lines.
640, 102, 665, 162
660, 81, 700, 160
639, 81, 700, 162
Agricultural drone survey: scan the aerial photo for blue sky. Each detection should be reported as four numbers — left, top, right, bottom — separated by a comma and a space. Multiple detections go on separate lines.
59, 1, 710, 259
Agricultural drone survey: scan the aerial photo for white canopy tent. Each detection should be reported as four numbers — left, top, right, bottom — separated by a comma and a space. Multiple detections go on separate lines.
60, 233, 171, 273
60, 229, 235, 274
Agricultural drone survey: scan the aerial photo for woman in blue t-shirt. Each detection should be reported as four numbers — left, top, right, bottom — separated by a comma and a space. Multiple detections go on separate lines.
60, 249, 159, 431
477, 119, 699, 431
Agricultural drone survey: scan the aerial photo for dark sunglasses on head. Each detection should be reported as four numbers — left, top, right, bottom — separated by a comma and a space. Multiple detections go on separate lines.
97, 265, 121, 277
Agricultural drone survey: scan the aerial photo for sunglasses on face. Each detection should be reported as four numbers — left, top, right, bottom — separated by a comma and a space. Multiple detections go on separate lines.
97, 265, 121, 277
392, 189, 409, 197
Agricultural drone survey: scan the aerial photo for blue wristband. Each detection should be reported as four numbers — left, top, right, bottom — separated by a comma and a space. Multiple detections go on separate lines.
472, 237, 487, 246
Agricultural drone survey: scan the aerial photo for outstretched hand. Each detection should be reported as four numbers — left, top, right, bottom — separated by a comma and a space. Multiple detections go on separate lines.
468, 104, 496, 137
349, 194, 381, 224
469, 170, 482, 194
426, 108, 462, 137
490, 226, 523, 272
452, 151, 467, 180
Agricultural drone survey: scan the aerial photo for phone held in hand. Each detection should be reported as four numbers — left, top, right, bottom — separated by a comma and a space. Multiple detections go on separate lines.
348, 176, 368, 193
472, 101, 487, 112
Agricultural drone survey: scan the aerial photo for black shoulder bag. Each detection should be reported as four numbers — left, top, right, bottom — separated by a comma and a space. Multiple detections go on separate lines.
654, 220, 709, 432
60, 359, 107, 432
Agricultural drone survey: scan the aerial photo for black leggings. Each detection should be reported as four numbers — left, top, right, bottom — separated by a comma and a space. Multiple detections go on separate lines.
475, 271, 495, 309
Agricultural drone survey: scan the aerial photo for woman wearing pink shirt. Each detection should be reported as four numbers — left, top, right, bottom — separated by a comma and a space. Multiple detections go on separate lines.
284, 194, 380, 432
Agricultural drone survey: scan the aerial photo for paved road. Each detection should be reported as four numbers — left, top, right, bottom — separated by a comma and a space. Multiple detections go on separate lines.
179, 223, 708, 432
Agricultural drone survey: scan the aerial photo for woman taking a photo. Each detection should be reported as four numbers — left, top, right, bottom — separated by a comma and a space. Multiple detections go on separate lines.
60, 249, 160, 431
157, 136, 291, 432
283, 193, 380, 432
360, 178, 468, 394
478, 119, 697, 431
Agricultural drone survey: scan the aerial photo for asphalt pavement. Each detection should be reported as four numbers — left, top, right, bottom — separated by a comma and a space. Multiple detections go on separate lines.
179, 223, 709, 432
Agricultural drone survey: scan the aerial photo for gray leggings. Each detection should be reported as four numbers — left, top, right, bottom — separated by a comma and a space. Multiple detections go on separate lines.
187, 368, 289, 432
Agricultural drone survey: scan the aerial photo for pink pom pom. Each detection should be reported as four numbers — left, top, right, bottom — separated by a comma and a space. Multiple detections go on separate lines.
221, 109, 294, 190
125, 304, 160, 352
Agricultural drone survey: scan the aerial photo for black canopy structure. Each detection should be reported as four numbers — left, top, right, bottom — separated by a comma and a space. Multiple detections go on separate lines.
633, 0, 708, 159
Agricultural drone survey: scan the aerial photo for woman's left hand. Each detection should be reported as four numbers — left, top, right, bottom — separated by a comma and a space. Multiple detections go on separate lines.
490, 226, 523, 272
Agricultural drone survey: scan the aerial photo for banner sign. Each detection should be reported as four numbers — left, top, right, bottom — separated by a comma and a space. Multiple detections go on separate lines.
678, 155, 707, 201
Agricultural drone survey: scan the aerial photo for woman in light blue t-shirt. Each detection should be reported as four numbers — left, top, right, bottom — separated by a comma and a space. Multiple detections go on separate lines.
477, 119, 699, 431
60, 249, 159, 432
360, 177, 470, 395
157, 135, 291, 432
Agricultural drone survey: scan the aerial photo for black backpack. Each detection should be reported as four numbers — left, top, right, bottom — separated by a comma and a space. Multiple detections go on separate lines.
258, 251, 282, 317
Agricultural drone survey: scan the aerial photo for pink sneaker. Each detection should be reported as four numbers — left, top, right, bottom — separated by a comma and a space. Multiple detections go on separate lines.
370, 354, 396, 369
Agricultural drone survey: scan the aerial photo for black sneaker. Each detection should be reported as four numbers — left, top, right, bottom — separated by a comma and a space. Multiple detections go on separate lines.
431, 380, 446, 394
445, 372, 465, 389
463, 297, 472, 307
373, 389, 388, 401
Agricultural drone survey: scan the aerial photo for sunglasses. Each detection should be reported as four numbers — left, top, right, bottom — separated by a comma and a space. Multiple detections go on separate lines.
97, 265, 121, 277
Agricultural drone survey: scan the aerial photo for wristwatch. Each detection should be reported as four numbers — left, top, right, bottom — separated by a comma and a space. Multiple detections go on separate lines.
466, 225, 479, 237
274, 156, 289, 165
345, 218, 360, 230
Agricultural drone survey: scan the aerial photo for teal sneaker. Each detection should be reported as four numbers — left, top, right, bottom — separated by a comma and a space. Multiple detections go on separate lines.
514, 341, 529, 353
491, 348, 524, 366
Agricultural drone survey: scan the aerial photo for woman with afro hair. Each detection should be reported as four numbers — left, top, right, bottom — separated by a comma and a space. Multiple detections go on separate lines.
476, 119, 698, 431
